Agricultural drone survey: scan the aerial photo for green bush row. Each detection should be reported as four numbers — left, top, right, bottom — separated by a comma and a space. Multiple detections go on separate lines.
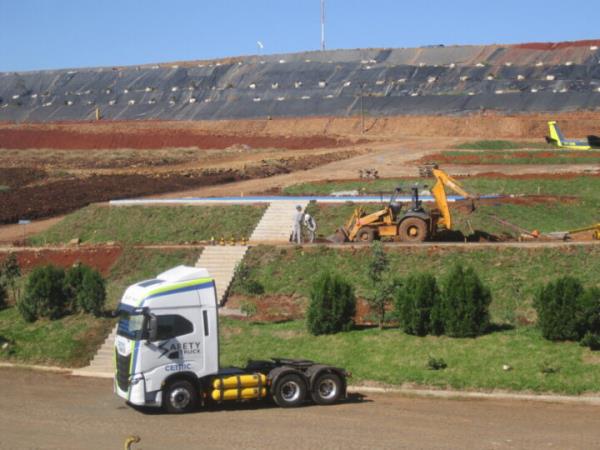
17, 264, 106, 322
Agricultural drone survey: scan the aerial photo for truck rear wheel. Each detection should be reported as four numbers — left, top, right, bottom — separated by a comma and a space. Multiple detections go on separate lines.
273, 373, 306, 408
311, 372, 343, 405
164, 380, 198, 414
399, 218, 428, 242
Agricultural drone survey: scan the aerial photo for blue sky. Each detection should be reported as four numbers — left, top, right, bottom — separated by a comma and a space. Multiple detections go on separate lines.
0, 0, 598, 72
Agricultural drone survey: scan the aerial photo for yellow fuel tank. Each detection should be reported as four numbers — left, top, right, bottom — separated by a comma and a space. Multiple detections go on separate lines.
212, 373, 267, 390
211, 387, 267, 402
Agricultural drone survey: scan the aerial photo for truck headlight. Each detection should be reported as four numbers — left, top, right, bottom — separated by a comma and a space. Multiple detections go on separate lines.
129, 374, 144, 385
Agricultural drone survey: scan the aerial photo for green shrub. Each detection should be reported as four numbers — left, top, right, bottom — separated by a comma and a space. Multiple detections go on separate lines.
427, 357, 447, 370
240, 300, 258, 318
439, 265, 492, 338
395, 273, 439, 336
306, 272, 356, 335
63, 264, 106, 316
580, 332, 600, 351
534, 276, 585, 341
18, 266, 67, 322
77, 269, 106, 316
1, 253, 21, 304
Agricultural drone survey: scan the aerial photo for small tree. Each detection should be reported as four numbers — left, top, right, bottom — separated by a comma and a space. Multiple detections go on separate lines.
77, 269, 106, 316
577, 287, 600, 349
18, 266, 67, 322
1, 253, 21, 304
307, 272, 356, 335
366, 241, 393, 329
63, 263, 86, 312
395, 273, 439, 336
439, 264, 492, 338
534, 276, 585, 341
64, 264, 106, 316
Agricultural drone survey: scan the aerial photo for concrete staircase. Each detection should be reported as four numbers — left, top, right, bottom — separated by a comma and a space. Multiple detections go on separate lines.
194, 245, 248, 306
72, 326, 117, 379
250, 200, 309, 242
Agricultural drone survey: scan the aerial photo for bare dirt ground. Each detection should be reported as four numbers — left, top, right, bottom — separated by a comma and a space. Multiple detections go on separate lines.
0, 368, 598, 450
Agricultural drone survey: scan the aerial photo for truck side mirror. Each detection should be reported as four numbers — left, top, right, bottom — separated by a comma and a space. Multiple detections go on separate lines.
147, 314, 158, 342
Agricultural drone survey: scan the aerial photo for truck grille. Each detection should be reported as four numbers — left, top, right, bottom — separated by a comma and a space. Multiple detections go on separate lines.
116, 352, 131, 392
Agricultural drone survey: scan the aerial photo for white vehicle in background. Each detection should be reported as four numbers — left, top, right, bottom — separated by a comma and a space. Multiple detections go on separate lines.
114, 265, 348, 413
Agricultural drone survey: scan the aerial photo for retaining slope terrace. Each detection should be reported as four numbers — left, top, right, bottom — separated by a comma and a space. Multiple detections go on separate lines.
4, 41, 600, 121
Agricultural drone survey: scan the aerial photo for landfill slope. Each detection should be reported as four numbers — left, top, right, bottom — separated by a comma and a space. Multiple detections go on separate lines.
2, 40, 600, 122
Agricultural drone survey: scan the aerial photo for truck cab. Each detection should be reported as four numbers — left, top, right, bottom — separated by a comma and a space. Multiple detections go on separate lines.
114, 265, 348, 413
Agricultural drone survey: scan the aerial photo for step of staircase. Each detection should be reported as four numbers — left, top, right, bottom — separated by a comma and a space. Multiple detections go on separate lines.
250, 201, 309, 242
195, 245, 248, 305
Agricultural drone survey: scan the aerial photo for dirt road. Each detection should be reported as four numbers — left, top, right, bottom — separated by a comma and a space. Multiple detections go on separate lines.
0, 368, 598, 449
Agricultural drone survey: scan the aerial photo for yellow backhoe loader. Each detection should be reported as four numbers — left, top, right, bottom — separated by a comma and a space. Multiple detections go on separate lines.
328, 166, 476, 243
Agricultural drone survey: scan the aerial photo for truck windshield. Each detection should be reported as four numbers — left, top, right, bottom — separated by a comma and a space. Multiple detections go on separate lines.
117, 311, 146, 340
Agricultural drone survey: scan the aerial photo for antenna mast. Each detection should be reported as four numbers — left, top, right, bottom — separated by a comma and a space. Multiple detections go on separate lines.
320, 0, 325, 51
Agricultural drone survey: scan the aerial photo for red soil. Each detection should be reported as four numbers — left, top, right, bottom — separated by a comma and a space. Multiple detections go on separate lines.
0, 123, 346, 150
0, 246, 122, 276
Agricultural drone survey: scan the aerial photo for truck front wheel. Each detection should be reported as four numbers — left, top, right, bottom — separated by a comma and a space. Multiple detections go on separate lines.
273, 373, 306, 408
311, 372, 343, 405
164, 380, 198, 414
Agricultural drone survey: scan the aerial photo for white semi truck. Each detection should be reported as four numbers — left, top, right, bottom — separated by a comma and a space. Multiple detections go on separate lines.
114, 265, 348, 413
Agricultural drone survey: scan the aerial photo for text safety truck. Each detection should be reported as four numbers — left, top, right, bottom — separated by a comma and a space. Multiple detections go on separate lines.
114, 265, 349, 413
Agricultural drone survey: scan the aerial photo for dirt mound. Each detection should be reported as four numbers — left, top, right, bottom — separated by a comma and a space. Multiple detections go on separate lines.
0, 246, 122, 275
0, 122, 347, 150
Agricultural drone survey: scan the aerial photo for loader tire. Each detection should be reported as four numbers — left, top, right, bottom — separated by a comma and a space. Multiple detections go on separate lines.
355, 228, 376, 243
399, 218, 428, 242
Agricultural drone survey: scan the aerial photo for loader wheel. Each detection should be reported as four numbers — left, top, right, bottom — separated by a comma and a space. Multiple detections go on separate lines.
399, 218, 428, 242
273, 373, 306, 408
311, 372, 343, 405
164, 380, 198, 414
355, 228, 375, 243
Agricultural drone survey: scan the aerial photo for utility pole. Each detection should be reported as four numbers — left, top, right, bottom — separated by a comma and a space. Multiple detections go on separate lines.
320, 0, 325, 51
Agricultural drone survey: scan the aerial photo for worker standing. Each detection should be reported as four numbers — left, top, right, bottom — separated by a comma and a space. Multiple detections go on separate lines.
303, 212, 317, 243
291, 205, 304, 244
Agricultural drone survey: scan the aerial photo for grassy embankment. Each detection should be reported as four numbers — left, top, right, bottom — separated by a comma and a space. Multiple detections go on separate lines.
287, 175, 600, 237
29, 204, 267, 245
0, 248, 199, 367
225, 244, 600, 394
220, 319, 600, 395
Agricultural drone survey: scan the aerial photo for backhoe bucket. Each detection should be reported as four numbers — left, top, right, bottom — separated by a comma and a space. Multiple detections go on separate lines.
327, 228, 349, 244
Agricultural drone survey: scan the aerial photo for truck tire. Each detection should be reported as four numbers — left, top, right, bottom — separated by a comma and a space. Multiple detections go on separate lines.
164, 380, 198, 414
273, 373, 306, 408
355, 227, 375, 243
311, 372, 343, 405
399, 218, 428, 242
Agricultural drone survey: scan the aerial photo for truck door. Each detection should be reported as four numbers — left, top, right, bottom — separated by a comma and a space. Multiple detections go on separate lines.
139, 311, 205, 386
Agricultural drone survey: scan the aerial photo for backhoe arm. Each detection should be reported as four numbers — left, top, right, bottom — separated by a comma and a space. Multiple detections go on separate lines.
430, 169, 476, 230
